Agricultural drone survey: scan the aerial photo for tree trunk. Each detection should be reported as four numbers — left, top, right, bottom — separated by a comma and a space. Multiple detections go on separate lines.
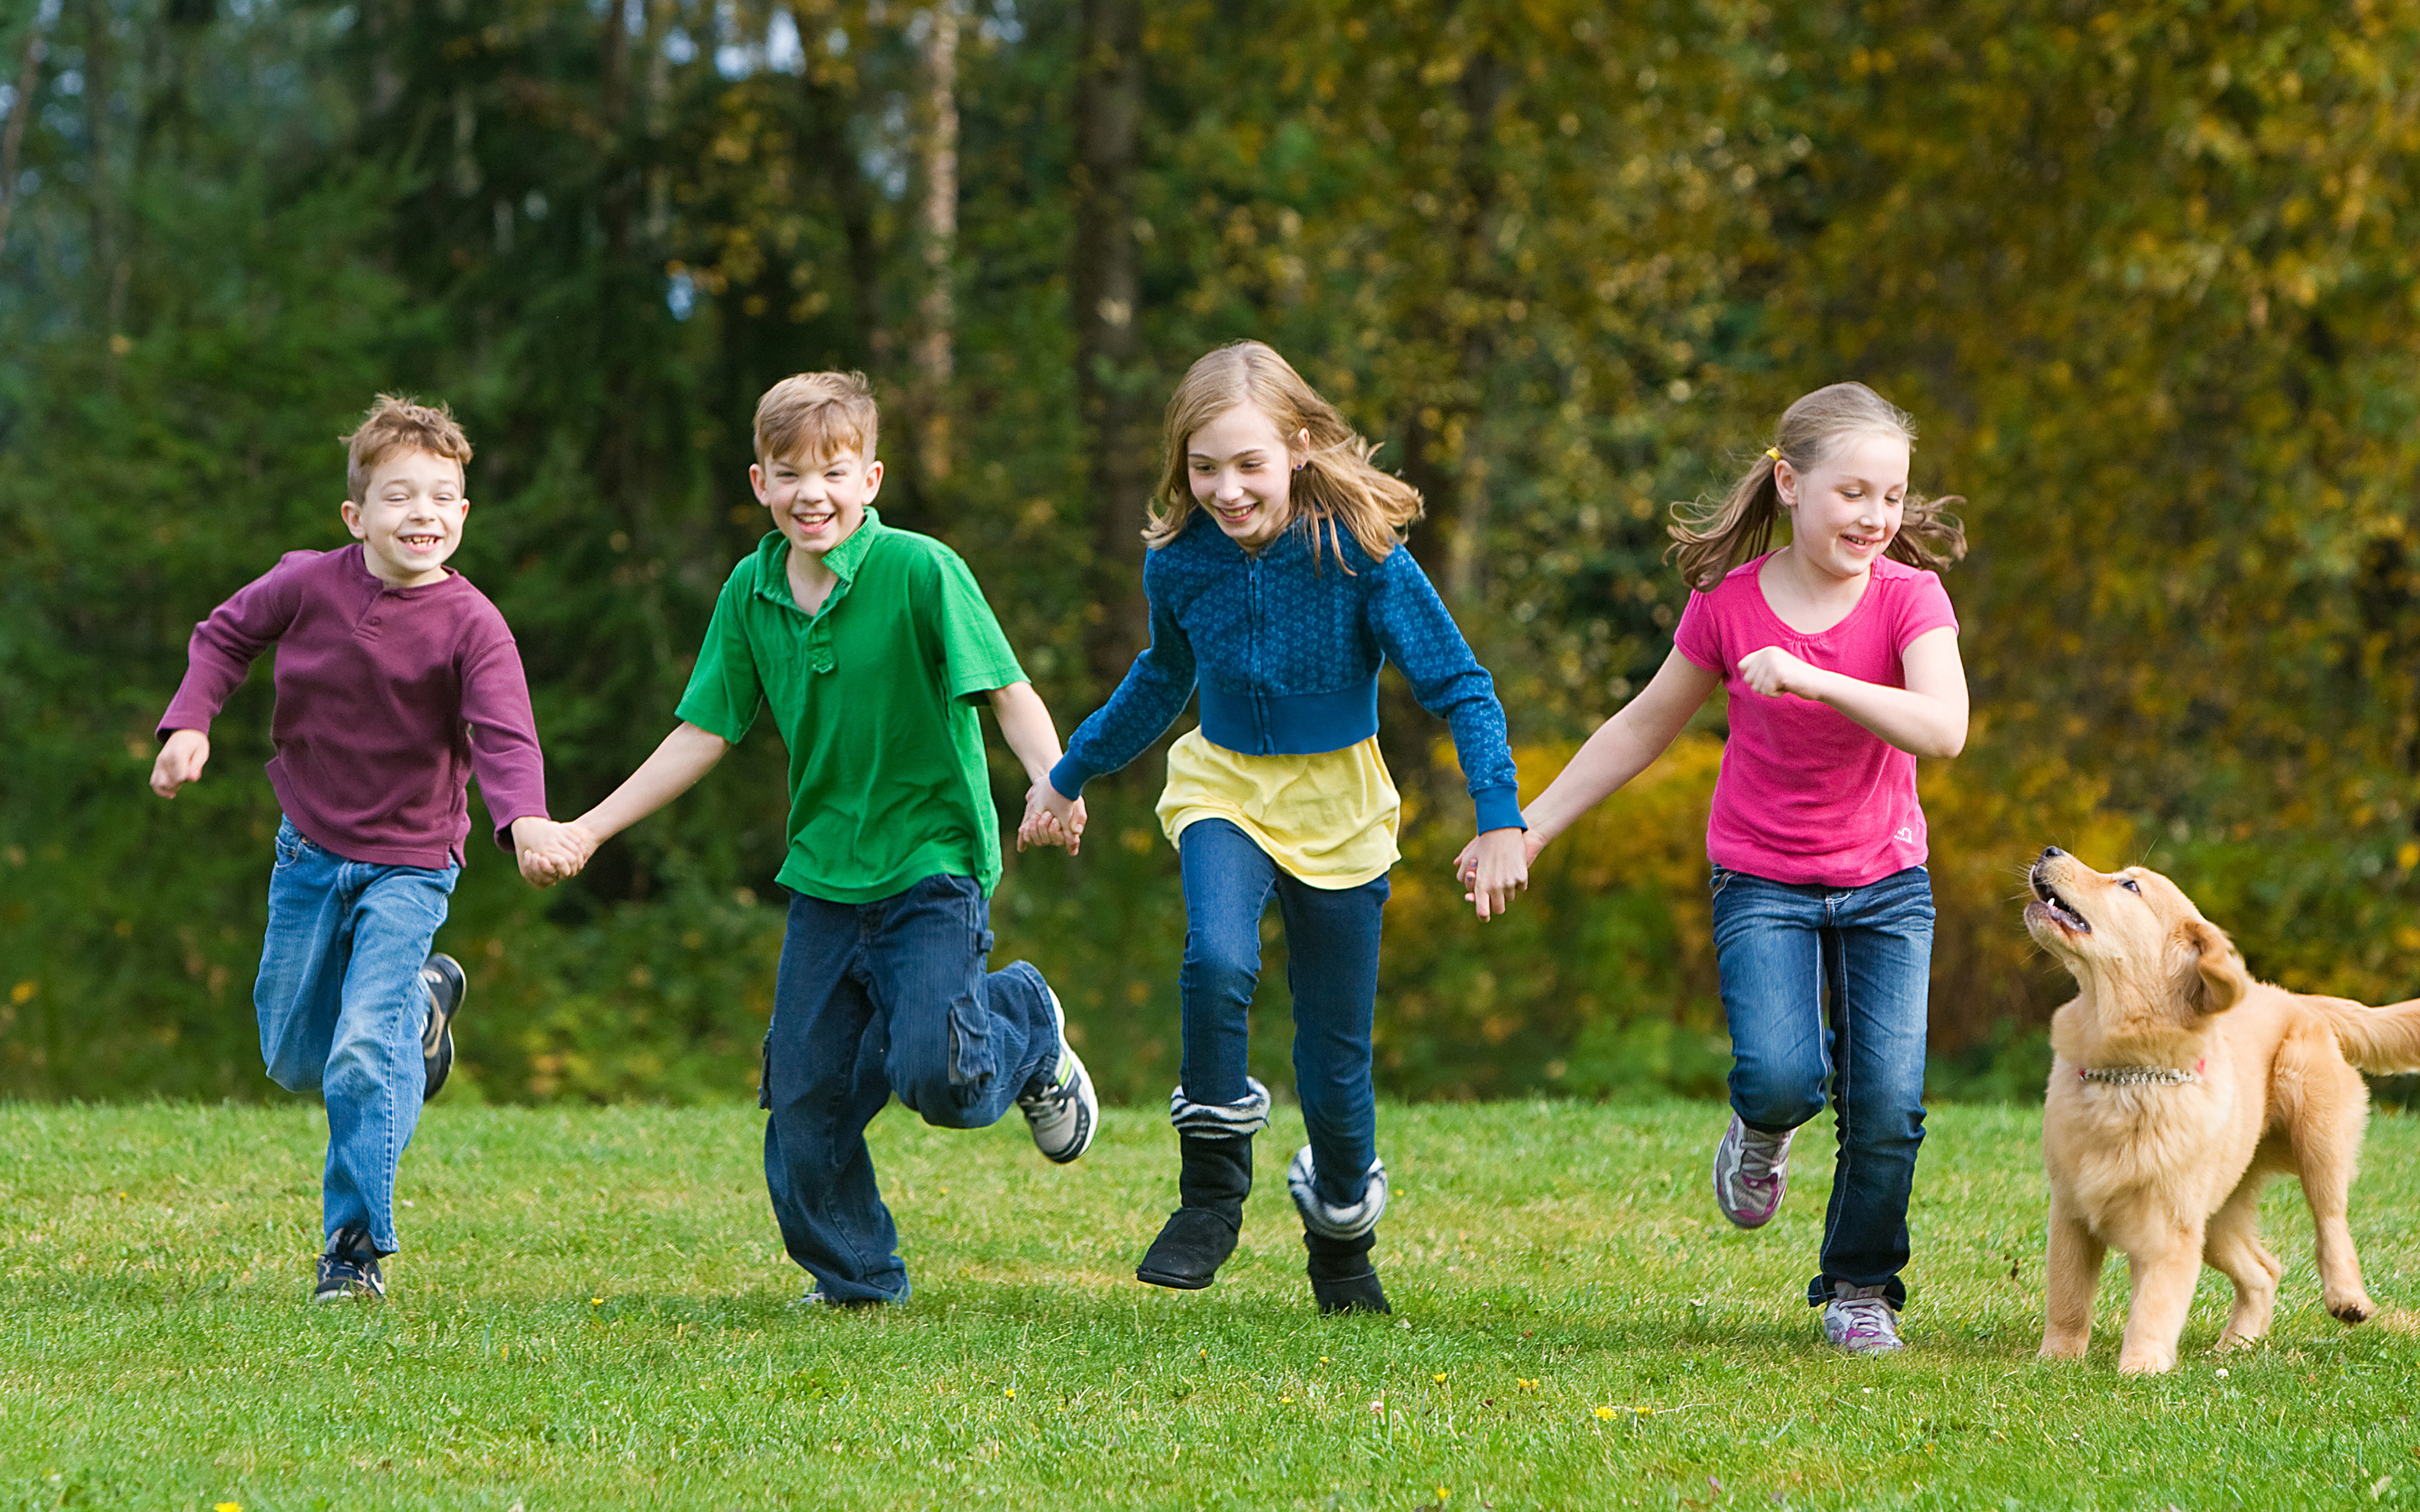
792, 7, 885, 371
1399, 45, 1503, 606
1074, 0, 1149, 686
913, 1, 958, 483
0, 13, 50, 259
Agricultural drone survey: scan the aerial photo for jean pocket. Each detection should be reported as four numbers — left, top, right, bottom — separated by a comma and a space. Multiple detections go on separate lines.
1708, 865, 1733, 898
272, 825, 308, 869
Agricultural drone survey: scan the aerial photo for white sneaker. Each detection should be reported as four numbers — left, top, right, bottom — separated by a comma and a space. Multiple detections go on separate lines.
1823, 1283, 1905, 1354
1711, 1114, 1791, 1229
1015, 986, 1097, 1164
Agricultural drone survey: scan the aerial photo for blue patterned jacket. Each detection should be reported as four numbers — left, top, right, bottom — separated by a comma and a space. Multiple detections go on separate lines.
1050, 513, 1523, 834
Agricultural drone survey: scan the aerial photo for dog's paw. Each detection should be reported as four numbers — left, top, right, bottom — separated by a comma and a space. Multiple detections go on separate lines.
2327, 1292, 2377, 1326
2116, 1352, 2176, 1376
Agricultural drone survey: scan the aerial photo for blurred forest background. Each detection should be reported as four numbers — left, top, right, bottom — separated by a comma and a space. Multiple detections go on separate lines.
7, 0, 2420, 1106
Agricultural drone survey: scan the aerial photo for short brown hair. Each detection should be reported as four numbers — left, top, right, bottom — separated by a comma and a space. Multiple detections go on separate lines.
755, 371, 880, 465
344, 394, 473, 501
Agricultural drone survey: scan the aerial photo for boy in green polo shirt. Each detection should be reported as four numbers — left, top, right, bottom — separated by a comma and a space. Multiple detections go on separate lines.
554, 371, 1096, 1306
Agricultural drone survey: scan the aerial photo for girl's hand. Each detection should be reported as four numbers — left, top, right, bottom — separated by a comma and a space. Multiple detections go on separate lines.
1451, 826, 1546, 887
150, 729, 210, 798
1458, 827, 1531, 921
1021, 780, 1086, 854
1738, 646, 1827, 701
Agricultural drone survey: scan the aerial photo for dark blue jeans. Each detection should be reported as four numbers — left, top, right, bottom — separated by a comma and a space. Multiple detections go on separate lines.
1709, 864, 1933, 1309
255, 817, 458, 1254
762, 874, 1057, 1303
1178, 819, 1388, 1210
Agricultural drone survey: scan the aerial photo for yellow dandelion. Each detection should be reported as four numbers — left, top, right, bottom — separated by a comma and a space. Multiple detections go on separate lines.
1594, 1405, 1617, 1420
1436, 1489, 1451, 1503
1432, 1372, 1448, 1383
215, 1504, 241, 1512
1003, 1387, 1017, 1399
1280, 1394, 1294, 1404
590, 1297, 603, 1305
1518, 1377, 1539, 1390
1318, 1356, 1329, 1364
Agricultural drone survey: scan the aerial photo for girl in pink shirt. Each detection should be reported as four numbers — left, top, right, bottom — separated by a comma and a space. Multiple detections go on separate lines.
1464, 381, 1969, 1353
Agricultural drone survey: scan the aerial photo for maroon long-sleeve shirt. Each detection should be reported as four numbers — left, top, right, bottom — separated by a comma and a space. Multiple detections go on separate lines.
158, 544, 549, 869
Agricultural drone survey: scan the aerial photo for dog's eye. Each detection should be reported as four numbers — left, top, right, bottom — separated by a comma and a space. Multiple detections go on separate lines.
2119, 878, 2142, 894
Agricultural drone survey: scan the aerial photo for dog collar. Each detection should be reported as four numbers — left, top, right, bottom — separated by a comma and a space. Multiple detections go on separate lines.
2078, 1058, 2204, 1085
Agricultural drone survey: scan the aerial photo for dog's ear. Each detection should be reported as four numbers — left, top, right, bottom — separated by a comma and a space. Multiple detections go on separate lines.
2179, 918, 2249, 1016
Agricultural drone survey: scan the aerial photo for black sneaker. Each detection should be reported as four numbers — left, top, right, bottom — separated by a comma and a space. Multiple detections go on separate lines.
313, 1225, 387, 1303
420, 953, 466, 1099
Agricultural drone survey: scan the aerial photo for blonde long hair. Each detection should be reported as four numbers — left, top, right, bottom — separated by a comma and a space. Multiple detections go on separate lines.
1144, 341, 1423, 570
1666, 381, 1967, 591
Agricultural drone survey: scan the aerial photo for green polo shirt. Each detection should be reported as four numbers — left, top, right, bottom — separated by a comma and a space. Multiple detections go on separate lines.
676, 510, 1028, 902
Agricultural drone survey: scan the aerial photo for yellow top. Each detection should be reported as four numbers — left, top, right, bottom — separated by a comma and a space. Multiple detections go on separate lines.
1155, 728, 1401, 889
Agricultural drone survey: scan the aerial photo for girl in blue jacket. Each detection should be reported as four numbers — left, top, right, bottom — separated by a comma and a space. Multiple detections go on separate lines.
1034, 340, 1528, 1312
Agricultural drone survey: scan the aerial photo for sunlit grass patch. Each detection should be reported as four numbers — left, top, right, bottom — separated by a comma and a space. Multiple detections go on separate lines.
2, 1099, 2417, 1509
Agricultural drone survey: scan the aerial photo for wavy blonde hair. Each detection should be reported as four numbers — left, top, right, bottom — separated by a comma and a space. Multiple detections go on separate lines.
1144, 341, 1422, 570
1666, 381, 1967, 591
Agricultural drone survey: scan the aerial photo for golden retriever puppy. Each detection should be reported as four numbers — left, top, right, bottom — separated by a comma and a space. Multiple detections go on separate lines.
2023, 845, 2420, 1373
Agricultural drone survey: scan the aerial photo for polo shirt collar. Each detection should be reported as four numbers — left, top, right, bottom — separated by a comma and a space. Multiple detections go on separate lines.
754, 507, 886, 613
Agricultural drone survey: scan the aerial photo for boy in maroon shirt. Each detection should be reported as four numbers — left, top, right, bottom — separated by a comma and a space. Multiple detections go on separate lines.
150, 396, 582, 1301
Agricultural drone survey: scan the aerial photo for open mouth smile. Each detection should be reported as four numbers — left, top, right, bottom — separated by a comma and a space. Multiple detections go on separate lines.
2031, 868, 2091, 934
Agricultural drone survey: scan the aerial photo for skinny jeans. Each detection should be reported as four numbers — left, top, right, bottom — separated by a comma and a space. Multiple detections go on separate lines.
1710, 864, 1932, 1309
1176, 818, 1388, 1210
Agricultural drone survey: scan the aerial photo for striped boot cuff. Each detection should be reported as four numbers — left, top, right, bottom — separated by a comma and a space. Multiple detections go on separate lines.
1288, 1146, 1389, 1240
1169, 1078, 1272, 1137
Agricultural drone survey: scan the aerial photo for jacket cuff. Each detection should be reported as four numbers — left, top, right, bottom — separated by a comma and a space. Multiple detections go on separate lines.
1470, 785, 1526, 835
1048, 753, 1097, 801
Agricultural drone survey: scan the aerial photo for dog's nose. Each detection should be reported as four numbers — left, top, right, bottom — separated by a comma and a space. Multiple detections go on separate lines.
2041, 846, 2066, 860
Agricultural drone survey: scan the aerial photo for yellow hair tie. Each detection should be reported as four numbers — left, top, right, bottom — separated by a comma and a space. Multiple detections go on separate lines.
1765, 447, 1781, 461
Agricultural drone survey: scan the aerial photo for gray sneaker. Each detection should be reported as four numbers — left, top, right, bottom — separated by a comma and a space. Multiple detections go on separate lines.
1015, 986, 1097, 1164
1711, 1113, 1791, 1229
1823, 1283, 1905, 1353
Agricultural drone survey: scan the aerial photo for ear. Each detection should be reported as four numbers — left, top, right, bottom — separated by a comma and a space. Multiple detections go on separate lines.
339, 499, 366, 539
2179, 918, 2249, 1016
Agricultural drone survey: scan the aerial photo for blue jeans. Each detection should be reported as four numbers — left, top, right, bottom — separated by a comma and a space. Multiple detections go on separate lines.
1178, 819, 1388, 1210
255, 817, 458, 1254
1709, 864, 1933, 1309
762, 874, 1058, 1303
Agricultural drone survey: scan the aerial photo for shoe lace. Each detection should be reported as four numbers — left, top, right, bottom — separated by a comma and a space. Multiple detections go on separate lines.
1831, 1294, 1895, 1343
1735, 1127, 1787, 1185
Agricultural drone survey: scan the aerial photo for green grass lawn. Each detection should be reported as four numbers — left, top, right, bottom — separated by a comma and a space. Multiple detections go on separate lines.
3, 1098, 2417, 1510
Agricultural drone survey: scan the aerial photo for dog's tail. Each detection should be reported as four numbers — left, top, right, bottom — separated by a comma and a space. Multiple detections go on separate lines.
2317, 996, 2420, 1074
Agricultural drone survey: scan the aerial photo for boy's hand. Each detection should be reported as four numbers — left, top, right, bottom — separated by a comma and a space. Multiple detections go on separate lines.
150, 730, 211, 798
1456, 827, 1532, 921
1021, 780, 1086, 854
511, 816, 592, 888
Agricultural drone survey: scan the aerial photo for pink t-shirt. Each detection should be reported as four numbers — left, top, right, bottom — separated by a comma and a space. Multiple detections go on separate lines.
1672, 554, 1958, 888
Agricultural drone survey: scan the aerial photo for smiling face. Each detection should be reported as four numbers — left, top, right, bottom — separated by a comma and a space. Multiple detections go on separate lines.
342, 448, 469, 588
751, 445, 881, 559
1187, 402, 1307, 549
1776, 430, 1909, 583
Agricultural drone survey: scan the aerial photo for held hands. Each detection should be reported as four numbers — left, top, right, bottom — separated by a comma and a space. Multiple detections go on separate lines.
1737, 646, 1828, 701
1018, 779, 1086, 854
1453, 826, 1534, 921
512, 816, 594, 888
150, 730, 211, 798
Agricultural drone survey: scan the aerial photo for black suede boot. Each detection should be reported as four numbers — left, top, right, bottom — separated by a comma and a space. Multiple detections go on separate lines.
1305, 1228, 1390, 1314
1135, 1134, 1252, 1289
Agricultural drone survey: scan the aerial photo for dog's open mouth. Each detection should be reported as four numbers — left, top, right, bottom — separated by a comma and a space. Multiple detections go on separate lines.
2031, 869, 2092, 935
